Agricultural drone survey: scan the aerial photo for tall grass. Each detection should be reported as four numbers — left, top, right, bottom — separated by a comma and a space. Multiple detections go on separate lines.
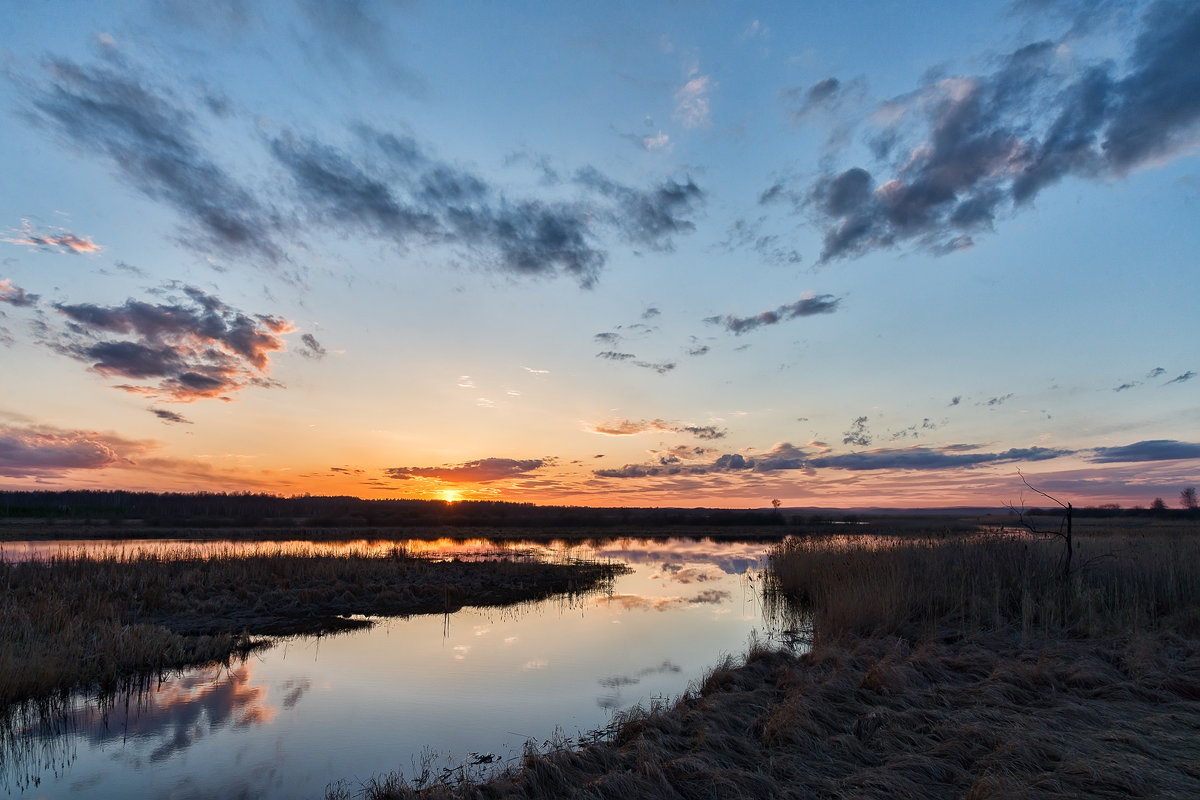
764, 532, 1200, 644
0, 545, 624, 709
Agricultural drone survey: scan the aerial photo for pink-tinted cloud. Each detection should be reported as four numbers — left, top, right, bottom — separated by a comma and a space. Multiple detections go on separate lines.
0, 278, 40, 307
3, 220, 101, 254
47, 285, 293, 401
588, 418, 726, 439
0, 422, 151, 478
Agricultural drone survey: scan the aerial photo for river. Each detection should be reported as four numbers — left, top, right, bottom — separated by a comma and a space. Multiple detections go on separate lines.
2, 536, 792, 799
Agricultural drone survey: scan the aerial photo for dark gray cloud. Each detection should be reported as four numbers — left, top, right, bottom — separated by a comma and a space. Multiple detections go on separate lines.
810, 445, 1071, 471
49, 285, 291, 401
282, 130, 704, 287
385, 457, 545, 482
843, 416, 872, 447
151, 408, 193, 425
805, 1, 1200, 261
595, 443, 807, 479
1089, 439, 1200, 463
596, 350, 635, 361
574, 167, 704, 251
594, 351, 675, 374
0, 279, 39, 307
712, 294, 841, 335
1147, 367, 1166, 379
982, 394, 1015, 406
299, 333, 326, 359
1165, 370, 1195, 385
593, 332, 621, 345
28, 60, 284, 263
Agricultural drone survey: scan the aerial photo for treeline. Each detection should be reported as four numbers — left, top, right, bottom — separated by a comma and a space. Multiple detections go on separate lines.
0, 490, 789, 529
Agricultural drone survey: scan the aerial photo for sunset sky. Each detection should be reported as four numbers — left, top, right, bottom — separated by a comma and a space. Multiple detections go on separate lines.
1, 0, 1197, 508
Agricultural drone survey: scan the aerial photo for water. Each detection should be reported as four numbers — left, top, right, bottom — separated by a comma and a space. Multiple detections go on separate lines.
2, 537, 786, 799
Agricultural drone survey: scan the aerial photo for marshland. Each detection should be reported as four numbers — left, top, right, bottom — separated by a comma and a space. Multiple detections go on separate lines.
2, 507, 1198, 799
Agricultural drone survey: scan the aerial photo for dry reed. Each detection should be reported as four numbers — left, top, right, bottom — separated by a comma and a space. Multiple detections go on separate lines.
347, 529, 1200, 800
0, 545, 624, 709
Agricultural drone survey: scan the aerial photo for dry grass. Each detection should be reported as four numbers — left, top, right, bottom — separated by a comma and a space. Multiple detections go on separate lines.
346, 530, 1200, 800
764, 531, 1200, 644
0, 545, 624, 708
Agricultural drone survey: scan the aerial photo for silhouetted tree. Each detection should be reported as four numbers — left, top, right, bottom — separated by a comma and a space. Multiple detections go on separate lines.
1008, 470, 1073, 579
1151, 497, 1168, 512
1182, 487, 1198, 511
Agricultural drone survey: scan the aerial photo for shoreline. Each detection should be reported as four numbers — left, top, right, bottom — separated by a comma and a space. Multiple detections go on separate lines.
349, 630, 1200, 800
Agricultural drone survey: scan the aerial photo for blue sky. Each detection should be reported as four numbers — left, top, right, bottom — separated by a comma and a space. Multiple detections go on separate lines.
0, 0, 1197, 508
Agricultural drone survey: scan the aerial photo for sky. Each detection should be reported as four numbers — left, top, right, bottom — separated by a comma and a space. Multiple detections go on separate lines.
0, 0, 1198, 509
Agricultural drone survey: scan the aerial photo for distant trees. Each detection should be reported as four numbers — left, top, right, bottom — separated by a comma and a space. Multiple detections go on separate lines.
1182, 487, 1198, 511
1151, 497, 1168, 512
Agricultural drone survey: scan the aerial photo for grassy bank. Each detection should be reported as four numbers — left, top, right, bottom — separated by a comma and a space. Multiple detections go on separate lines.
347, 530, 1200, 799
0, 546, 624, 709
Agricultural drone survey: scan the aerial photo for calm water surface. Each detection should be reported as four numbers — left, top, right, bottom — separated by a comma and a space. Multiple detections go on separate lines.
3, 537, 788, 799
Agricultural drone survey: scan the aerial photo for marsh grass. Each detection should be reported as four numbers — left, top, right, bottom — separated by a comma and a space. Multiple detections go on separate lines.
763, 531, 1200, 644
347, 530, 1200, 800
0, 544, 625, 709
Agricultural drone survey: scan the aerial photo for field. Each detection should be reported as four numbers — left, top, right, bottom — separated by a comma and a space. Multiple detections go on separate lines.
345, 523, 1200, 800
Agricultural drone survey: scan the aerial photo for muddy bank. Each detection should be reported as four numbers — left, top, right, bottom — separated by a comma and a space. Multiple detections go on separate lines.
0, 548, 625, 708
356, 631, 1200, 799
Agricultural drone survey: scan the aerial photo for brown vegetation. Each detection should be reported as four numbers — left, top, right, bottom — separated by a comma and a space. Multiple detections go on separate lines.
350, 530, 1200, 800
0, 546, 624, 709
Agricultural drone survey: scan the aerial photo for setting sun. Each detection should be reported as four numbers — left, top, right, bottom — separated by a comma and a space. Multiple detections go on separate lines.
442, 490, 461, 504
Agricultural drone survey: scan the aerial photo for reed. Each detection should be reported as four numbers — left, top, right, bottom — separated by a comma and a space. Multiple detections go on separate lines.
763, 531, 1200, 644
0, 545, 624, 709
346, 529, 1200, 800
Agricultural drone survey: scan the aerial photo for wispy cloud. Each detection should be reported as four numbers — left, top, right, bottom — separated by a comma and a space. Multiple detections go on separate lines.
674, 70, 713, 128
151, 408, 192, 425
48, 285, 293, 401
709, 294, 841, 335
298, 333, 326, 359
796, 2, 1200, 262
28, 59, 284, 263
573, 167, 704, 251
1165, 370, 1195, 385
385, 457, 546, 483
3, 220, 101, 254
809, 445, 1072, 471
588, 418, 726, 440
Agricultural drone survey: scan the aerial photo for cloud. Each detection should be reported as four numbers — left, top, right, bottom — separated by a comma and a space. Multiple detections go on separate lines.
0, 278, 39, 307
1089, 439, 1200, 463
298, 332, 326, 359
0, 422, 151, 478
273, 128, 705, 288
588, 419, 726, 440
674, 70, 713, 128
574, 167, 704, 251
1165, 370, 1195, 385
712, 294, 841, 335
982, 394, 1015, 406
151, 408, 192, 425
843, 416, 872, 447
27, 59, 283, 262
809, 444, 1073, 471
595, 442, 808, 479
804, 2, 1200, 261
48, 285, 292, 401
595, 351, 675, 374
596, 350, 635, 361
3, 220, 101, 254
384, 457, 546, 483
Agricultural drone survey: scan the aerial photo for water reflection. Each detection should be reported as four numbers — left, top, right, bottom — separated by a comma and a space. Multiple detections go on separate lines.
2, 536, 795, 799
2, 662, 284, 794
